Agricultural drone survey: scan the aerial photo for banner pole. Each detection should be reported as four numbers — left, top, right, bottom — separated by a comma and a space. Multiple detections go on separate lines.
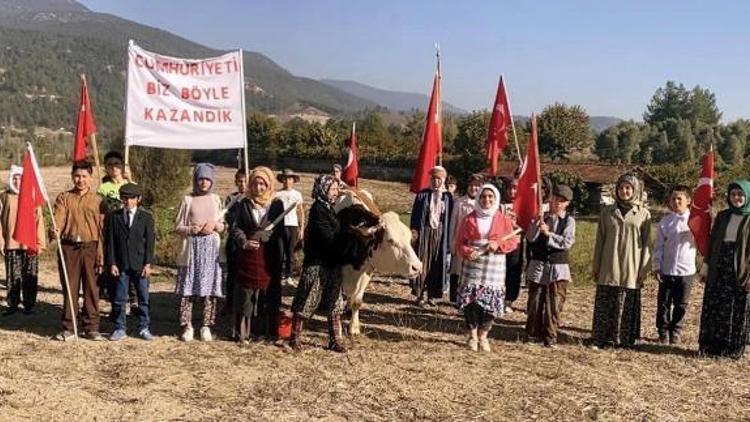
239, 49, 249, 179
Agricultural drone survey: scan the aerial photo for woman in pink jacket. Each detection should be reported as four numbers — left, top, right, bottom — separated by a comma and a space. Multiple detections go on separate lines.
455, 184, 519, 352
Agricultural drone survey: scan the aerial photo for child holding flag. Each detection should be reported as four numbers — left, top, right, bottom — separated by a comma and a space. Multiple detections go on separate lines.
0, 165, 46, 315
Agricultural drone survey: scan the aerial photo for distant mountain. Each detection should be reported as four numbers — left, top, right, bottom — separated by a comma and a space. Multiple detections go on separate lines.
512, 115, 623, 133
321, 79, 467, 114
0, 0, 377, 137
589, 116, 624, 133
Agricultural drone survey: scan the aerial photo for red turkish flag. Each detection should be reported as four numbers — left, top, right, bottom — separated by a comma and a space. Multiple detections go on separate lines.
342, 122, 359, 188
485, 76, 512, 176
688, 149, 714, 256
13, 144, 49, 255
73, 76, 96, 161
512, 114, 541, 232
410, 72, 442, 193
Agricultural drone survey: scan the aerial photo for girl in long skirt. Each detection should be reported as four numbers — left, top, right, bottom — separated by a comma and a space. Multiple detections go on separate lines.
226, 167, 285, 343
698, 180, 750, 359
288, 175, 348, 353
591, 173, 651, 348
175, 163, 225, 342
455, 184, 519, 352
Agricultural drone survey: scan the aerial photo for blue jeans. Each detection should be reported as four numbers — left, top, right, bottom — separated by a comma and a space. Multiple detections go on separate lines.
112, 271, 150, 331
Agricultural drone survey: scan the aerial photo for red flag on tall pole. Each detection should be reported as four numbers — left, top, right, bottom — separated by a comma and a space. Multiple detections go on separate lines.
513, 114, 541, 232
341, 122, 359, 188
410, 70, 442, 193
73, 76, 96, 161
688, 148, 714, 256
485, 76, 512, 176
13, 144, 49, 254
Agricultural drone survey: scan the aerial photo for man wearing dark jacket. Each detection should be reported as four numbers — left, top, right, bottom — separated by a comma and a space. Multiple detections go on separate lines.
104, 183, 155, 341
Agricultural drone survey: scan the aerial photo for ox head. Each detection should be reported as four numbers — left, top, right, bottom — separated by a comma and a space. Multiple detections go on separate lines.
337, 204, 422, 278
370, 212, 423, 278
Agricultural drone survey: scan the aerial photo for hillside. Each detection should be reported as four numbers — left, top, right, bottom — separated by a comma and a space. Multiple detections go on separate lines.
0, 0, 376, 138
321, 78, 467, 114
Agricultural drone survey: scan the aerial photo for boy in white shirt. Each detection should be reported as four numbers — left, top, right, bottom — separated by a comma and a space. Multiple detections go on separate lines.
653, 185, 697, 345
275, 169, 305, 287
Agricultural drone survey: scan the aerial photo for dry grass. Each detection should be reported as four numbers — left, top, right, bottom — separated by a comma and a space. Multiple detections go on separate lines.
0, 167, 748, 421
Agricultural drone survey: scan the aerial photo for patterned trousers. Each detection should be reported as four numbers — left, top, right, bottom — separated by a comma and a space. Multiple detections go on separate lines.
178, 296, 218, 328
4, 249, 39, 310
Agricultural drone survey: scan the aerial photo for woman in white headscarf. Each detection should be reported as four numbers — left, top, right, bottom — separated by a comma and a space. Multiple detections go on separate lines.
410, 166, 454, 306
1, 165, 46, 315
455, 184, 519, 352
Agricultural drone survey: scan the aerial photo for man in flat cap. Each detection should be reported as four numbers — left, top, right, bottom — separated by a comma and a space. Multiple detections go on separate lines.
104, 182, 156, 341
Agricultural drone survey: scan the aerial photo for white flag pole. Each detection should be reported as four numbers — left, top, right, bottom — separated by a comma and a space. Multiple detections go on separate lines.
27, 143, 78, 339
239, 49, 249, 180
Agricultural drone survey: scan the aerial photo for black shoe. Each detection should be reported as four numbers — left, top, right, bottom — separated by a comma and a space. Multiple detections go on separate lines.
670, 333, 681, 345
658, 333, 669, 344
2, 307, 18, 316
22, 307, 34, 315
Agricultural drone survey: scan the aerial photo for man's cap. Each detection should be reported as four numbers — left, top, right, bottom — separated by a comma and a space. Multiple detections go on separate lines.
553, 184, 573, 201
119, 183, 142, 198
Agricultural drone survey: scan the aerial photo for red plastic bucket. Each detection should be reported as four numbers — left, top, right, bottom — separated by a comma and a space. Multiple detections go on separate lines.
278, 311, 292, 339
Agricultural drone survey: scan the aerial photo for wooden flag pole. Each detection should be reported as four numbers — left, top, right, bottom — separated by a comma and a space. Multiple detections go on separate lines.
435, 43, 443, 167
502, 74, 523, 167
81, 74, 102, 184
46, 200, 79, 340
27, 141, 79, 340
239, 49, 250, 181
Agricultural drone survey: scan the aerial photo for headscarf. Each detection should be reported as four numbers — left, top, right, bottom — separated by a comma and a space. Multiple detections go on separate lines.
615, 173, 642, 208
429, 166, 447, 187
312, 174, 337, 205
474, 184, 500, 238
475, 184, 501, 218
7, 165, 22, 194
192, 163, 216, 195
727, 180, 750, 216
247, 166, 276, 209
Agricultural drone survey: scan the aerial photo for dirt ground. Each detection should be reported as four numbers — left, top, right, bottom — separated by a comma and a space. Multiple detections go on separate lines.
0, 167, 748, 421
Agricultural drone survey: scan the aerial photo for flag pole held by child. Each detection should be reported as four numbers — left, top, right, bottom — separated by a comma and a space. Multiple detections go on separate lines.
15, 143, 79, 339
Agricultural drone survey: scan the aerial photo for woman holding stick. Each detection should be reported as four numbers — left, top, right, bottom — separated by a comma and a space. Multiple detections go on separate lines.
455, 184, 519, 352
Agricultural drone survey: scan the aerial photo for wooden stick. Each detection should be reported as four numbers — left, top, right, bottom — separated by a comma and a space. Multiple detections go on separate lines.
46, 192, 79, 339
501, 74, 523, 167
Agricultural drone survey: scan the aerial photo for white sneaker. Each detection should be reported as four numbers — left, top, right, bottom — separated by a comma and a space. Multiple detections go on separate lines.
180, 325, 194, 342
467, 337, 479, 352
479, 338, 491, 353
200, 326, 213, 342
504, 301, 514, 314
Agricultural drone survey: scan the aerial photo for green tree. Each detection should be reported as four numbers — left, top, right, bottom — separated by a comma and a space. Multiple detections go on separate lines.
643, 81, 691, 125
537, 103, 593, 160
448, 111, 490, 183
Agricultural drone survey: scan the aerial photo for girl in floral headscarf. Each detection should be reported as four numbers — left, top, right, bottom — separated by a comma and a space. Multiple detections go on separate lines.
591, 173, 652, 349
226, 166, 286, 343
288, 174, 348, 353
698, 180, 750, 358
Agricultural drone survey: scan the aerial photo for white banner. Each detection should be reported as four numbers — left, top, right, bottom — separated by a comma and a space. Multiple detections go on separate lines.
125, 42, 246, 150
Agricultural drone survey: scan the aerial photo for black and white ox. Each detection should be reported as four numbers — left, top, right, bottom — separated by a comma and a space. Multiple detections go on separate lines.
335, 190, 422, 335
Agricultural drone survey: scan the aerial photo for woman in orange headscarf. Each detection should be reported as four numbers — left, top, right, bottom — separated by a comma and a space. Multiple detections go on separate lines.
226, 166, 286, 343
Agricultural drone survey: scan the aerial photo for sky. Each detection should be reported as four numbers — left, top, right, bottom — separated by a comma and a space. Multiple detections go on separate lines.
79, 0, 750, 121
